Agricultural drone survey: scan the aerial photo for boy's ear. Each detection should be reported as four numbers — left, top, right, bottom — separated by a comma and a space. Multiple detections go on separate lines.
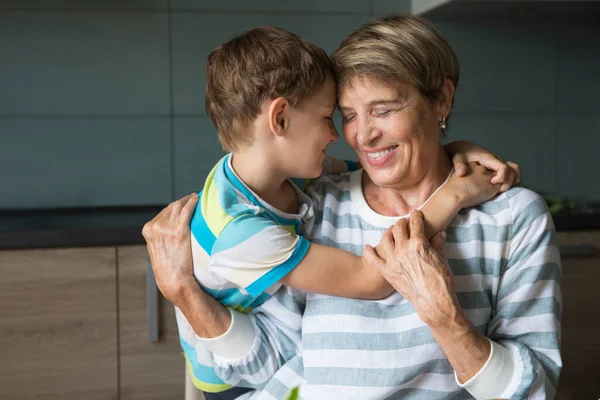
268, 97, 289, 137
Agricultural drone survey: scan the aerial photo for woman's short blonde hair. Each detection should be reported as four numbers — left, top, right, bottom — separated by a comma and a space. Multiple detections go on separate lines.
332, 15, 459, 104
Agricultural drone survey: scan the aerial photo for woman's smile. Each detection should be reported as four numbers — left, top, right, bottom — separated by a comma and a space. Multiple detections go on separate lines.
364, 145, 399, 167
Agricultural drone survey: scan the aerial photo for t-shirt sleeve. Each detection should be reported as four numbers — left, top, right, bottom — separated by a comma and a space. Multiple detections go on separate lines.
208, 214, 310, 297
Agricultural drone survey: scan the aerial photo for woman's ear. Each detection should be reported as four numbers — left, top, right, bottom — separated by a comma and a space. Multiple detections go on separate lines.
268, 97, 289, 137
438, 79, 456, 117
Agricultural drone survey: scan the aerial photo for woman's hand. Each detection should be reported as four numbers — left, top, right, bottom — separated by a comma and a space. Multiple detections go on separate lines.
363, 211, 463, 330
445, 162, 501, 209
141, 193, 199, 308
444, 140, 521, 192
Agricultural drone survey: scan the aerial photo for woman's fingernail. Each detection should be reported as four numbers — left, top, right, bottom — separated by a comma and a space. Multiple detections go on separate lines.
441, 231, 447, 241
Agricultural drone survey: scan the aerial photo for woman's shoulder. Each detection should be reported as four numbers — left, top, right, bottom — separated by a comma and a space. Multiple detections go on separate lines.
498, 187, 550, 221
454, 187, 549, 228
305, 170, 356, 200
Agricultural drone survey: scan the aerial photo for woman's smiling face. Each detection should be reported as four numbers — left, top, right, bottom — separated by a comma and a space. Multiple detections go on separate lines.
338, 77, 446, 189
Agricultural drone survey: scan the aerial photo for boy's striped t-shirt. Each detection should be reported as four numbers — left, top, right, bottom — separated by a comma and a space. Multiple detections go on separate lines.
178, 154, 314, 392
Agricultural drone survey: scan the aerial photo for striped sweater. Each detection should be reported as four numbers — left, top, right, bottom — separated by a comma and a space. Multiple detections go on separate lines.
202, 170, 562, 399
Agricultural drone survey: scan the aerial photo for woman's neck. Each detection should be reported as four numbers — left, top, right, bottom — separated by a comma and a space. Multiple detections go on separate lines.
362, 147, 453, 217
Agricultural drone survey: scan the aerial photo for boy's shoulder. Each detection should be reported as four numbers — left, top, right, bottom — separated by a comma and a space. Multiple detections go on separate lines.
193, 156, 263, 237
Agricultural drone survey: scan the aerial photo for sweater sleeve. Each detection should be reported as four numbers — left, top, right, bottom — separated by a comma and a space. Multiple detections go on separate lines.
481, 189, 562, 399
195, 286, 306, 389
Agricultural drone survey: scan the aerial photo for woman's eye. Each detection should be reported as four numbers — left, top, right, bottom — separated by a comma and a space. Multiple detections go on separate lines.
341, 115, 355, 124
375, 109, 392, 117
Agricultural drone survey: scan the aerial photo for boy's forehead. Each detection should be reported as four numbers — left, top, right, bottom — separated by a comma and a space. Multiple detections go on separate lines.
317, 78, 337, 105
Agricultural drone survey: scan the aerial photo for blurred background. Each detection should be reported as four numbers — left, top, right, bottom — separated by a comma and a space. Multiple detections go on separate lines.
1, 1, 599, 399
1, 0, 599, 209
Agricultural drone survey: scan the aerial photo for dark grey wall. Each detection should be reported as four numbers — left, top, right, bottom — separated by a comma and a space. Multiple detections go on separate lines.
1, 0, 598, 209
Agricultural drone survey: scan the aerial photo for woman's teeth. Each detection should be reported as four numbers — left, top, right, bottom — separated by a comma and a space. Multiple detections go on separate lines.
366, 146, 398, 159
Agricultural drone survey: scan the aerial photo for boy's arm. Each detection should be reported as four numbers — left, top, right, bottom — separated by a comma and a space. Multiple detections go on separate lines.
280, 243, 391, 299
211, 214, 390, 300
421, 162, 500, 237
209, 160, 509, 304
282, 164, 505, 300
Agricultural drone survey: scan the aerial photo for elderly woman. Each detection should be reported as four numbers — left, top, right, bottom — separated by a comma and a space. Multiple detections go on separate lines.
145, 15, 561, 400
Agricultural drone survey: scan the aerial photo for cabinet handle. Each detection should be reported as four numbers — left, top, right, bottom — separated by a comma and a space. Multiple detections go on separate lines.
559, 244, 596, 259
146, 260, 159, 342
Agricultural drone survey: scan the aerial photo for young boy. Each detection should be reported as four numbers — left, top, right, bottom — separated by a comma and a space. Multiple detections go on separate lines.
179, 26, 508, 393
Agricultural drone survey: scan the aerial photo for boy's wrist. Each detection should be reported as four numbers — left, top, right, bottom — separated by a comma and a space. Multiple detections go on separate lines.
438, 185, 465, 212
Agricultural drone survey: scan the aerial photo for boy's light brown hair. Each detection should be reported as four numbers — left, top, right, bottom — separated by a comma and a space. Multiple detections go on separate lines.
205, 26, 334, 152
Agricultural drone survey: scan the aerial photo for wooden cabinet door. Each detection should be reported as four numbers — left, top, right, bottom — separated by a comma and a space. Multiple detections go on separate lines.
0, 247, 118, 400
117, 245, 184, 399
555, 231, 600, 399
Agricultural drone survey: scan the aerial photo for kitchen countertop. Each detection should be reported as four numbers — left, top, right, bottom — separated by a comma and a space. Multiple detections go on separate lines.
1, 206, 600, 250
0, 206, 160, 250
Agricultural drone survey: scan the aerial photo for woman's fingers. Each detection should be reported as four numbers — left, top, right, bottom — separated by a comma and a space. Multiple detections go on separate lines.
179, 193, 199, 228
408, 210, 425, 240
392, 218, 409, 244
379, 226, 396, 257
168, 194, 194, 223
430, 230, 447, 261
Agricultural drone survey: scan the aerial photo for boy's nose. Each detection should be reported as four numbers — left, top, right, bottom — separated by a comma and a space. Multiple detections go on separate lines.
330, 126, 340, 143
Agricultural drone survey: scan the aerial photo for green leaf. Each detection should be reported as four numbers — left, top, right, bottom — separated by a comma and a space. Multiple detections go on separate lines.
284, 386, 300, 400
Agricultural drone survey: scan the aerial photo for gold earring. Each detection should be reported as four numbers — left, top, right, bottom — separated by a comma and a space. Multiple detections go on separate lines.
439, 116, 448, 130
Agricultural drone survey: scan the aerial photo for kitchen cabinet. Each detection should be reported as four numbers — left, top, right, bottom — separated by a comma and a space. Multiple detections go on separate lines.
555, 231, 600, 399
1, 230, 598, 398
117, 245, 185, 399
0, 246, 185, 399
0, 247, 119, 399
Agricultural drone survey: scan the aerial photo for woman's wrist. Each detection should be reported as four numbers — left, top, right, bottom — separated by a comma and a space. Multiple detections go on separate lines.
429, 312, 491, 383
169, 276, 201, 309
177, 281, 232, 338
415, 292, 468, 334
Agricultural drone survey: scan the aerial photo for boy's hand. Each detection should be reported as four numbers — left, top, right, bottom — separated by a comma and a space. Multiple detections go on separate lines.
325, 157, 362, 174
445, 162, 500, 209
362, 236, 389, 270
444, 140, 521, 192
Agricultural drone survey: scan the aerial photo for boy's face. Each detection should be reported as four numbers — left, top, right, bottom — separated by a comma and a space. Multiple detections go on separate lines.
282, 77, 339, 178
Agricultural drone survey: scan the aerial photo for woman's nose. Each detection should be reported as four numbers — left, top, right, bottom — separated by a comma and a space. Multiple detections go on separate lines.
357, 118, 378, 145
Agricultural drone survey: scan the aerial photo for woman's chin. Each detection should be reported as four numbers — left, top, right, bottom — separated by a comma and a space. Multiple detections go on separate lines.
363, 165, 408, 188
